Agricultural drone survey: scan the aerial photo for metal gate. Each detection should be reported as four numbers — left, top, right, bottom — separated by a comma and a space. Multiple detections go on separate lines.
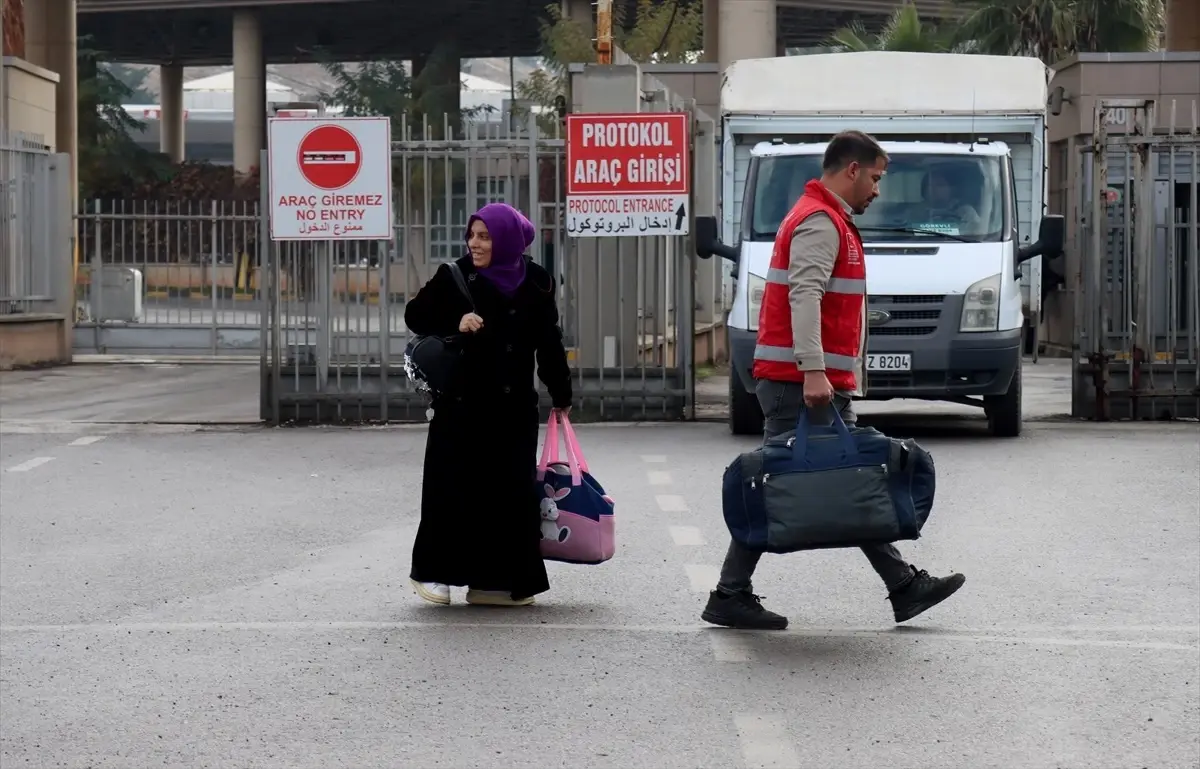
74, 199, 261, 356
1074, 99, 1200, 420
260, 113, 697, 424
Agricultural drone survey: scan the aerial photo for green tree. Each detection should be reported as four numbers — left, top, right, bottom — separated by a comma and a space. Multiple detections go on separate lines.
103, 63, 155, 103
829, 2, 957, 52
950, 0, 1164, 64
76, 40, 168, 198
319, 45, 493, 140
516, 0, 704, 132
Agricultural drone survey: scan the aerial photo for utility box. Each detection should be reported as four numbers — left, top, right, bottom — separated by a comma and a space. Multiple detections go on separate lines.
96, 266, 144, 322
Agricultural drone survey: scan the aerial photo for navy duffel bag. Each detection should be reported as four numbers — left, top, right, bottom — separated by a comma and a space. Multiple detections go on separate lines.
722, 409, 936, 554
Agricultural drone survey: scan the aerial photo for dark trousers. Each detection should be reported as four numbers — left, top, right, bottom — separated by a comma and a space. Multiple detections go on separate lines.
716, 379, 916, 595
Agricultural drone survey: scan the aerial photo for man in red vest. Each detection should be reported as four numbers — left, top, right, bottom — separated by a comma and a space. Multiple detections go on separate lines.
702, 130, 966, 630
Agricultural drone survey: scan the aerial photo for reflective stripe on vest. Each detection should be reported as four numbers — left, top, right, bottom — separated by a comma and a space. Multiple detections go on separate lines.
753, 343, 858, 371
763, 267, 866, 295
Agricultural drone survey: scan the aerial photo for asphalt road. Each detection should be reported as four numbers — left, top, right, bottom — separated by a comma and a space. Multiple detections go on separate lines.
1, 415, 1198, 768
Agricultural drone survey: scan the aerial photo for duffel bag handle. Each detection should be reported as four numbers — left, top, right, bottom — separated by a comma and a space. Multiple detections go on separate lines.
793, 405, 860, 463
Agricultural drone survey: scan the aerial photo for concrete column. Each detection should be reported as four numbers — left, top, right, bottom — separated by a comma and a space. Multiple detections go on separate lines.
232, 9, 264, 177
702, 0, 719, 63
159, 63, 185, 163
1165, 0, 1200, 50
718, 0, 775, 73
24, 0, 76, 199
561, 0, 594, 36
22, 0, 44, 66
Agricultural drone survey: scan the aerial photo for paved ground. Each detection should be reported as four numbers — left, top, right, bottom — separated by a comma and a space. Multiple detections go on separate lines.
1, 357, 1075, 428
1, 411, 1198, 767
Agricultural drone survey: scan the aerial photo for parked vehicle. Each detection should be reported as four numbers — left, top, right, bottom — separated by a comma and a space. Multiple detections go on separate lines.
697, 51, 1064, 437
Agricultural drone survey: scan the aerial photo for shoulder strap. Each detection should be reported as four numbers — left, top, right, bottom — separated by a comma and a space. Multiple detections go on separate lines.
447, 262, 474, 310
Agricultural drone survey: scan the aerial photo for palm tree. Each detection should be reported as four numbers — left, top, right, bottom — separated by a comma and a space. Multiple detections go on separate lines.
829, 2, 957, 53
949, 0, 1164, 64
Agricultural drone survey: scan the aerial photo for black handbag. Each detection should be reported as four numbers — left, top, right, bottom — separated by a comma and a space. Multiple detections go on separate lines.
402, 262, 475, 395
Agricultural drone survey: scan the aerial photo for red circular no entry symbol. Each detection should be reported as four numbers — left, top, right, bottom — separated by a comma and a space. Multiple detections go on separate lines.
297, 124, 363, 191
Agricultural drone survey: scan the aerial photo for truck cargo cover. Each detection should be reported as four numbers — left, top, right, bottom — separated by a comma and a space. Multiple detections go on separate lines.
722, 52, 1049, 117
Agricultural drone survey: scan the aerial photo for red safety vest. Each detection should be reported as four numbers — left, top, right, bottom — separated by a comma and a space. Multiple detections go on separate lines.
752, 179, 867, 391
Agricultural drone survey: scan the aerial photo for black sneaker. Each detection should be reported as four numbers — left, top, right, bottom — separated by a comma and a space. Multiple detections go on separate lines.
888, 569, 966, 623
701, 589, 788, 630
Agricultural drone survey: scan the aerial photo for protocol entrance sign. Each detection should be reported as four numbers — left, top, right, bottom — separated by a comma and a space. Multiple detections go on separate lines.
268, 117, 392, 241
565, 113, 690, 237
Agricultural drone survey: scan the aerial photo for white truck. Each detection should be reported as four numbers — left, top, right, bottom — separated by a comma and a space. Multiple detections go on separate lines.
696, 51, 1064, 438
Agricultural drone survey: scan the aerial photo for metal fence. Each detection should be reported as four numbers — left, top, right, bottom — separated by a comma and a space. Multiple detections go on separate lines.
1, 132, 57, 315
260, 113, 704, 424
75, 199, 262, 355
1074, 99, 1200, 420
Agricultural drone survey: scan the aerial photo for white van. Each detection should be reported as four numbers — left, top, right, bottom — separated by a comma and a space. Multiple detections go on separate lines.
694, 52, 1064, 438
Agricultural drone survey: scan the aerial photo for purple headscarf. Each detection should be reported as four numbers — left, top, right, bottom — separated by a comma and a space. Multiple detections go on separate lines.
467, 202, 535, 297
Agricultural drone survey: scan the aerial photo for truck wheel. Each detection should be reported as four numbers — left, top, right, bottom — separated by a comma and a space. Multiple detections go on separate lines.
985, 357, 1022, 438
729, 373, 764, 436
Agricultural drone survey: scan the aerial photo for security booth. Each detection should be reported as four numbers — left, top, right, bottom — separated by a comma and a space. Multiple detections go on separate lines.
1043, 52, 1200, 420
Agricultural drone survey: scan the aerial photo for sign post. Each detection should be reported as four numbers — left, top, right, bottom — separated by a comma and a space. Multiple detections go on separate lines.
267, 116, 393, 241
565, 113, 690, 237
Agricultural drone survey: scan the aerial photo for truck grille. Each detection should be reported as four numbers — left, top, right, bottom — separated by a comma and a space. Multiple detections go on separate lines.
867, 294, 945, 339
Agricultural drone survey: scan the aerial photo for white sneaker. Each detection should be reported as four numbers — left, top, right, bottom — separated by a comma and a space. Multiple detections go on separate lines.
465, 589, 535, 607
411, 579, 451, 605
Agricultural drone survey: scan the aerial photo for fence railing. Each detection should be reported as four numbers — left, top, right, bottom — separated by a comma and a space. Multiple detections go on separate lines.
1074, 98, 1200, 421
1, 132, 57, 315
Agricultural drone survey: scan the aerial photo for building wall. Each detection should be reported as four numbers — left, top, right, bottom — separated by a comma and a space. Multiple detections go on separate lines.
1166, 0, 1200, 51
1, 0, 23, 58
2, 56, 59, 144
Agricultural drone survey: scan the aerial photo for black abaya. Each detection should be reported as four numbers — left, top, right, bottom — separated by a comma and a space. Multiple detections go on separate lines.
404, 254, 572, 600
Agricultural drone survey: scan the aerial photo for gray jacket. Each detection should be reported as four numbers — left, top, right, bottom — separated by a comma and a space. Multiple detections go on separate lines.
785, 191, 868, 397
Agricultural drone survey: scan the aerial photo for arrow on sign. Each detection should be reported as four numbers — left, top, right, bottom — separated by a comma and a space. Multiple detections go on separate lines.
675, 203, 686, 232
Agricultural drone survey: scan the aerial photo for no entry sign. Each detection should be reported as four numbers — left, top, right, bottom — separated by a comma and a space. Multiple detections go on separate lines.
565, 112, 690, 238
268, 117, 392, 240
298, 124, 362, 190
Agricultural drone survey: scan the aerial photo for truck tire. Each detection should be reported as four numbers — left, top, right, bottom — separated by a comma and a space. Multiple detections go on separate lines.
985, 357, 1022, 438
729, 373, 764, 436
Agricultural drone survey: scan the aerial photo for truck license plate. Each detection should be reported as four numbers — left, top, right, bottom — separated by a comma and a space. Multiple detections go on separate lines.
867, 354, 911, 372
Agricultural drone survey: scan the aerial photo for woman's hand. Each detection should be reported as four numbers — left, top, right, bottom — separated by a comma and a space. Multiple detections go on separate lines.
552, 406, 572, 416
458, 313, 484, 333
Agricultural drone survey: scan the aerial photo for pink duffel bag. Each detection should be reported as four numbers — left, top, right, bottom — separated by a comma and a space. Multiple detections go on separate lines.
536, 413, 615, 565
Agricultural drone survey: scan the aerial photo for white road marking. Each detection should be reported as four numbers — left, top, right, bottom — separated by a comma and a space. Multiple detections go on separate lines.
640, 454, 667, 463
685, 564, 720, 593
68, 436, 106, 446
655, 494, 689, 512
5, 457, 55, 473
647, 470, 673, 486
669, 525, 705, 546
0, 621, 1194, 651
734, 713, 801, 769
709, 631, 755, 662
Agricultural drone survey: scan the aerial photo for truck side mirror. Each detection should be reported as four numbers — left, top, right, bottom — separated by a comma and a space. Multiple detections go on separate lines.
1018, 214, 1065, 264
695, 216, 739, 262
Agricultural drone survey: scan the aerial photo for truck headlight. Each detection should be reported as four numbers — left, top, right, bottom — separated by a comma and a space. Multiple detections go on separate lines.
960, 273, 1001, 332
747, 274, 767, 331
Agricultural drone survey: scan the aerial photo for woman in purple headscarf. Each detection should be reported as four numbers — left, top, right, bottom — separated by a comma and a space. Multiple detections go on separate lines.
404, 202, 572, 607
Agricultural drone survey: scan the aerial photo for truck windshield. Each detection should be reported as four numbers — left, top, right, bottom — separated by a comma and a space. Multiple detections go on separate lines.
747, 152, 1007, 243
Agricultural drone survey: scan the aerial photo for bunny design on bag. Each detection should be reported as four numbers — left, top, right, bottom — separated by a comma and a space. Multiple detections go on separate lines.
536, 413, 616, 566
539, 483, 572, 544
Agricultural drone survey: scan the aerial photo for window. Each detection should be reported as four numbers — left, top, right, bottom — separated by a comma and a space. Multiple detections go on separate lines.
747, 152, 1007, 244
